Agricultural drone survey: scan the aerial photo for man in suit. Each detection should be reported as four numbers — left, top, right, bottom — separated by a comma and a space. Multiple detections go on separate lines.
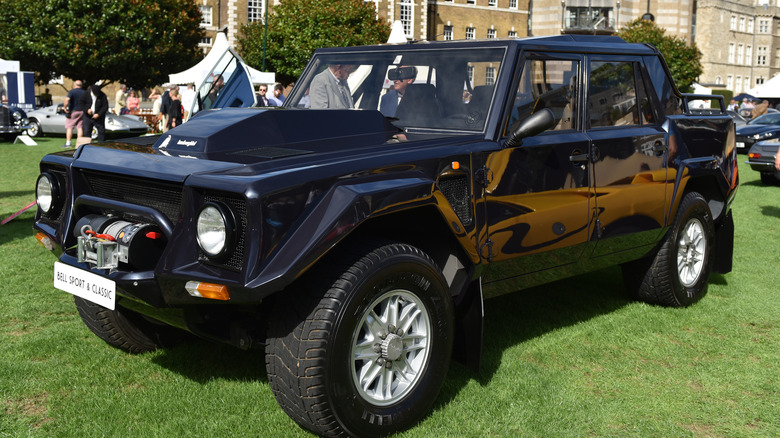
79, 84, 109, 142
256, 84, 270, 106
380, 66, 417, 117
309, 64, 357, 109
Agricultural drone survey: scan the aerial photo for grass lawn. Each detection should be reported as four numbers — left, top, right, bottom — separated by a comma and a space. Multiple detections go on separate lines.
1, 136, 778, 437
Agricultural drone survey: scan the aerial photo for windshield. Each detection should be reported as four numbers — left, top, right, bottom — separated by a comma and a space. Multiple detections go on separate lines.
285, 47, 507, 133
748, 113, 780, 125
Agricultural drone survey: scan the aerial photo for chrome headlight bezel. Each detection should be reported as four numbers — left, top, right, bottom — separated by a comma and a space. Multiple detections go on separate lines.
35, 173, 60, 215
196, 202, 236, 260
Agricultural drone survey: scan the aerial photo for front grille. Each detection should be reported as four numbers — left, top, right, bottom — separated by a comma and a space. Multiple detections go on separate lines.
82, 171, 183, 223
202, 192, 248, 271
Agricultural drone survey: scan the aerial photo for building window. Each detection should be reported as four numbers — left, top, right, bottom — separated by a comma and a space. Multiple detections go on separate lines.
466, 27, 475, 40
746, 45, 753, 66
444, 25, 453, 40
508, 30, 517, 38
400, 0, 413, 37
715, 76, 722, 85
736, 75, 742, 93
248, 0, 263, 23
738, 44, 744, 64
566, 7, 613, 31
730, 15, 736, 30
489, 0, 497, 6
759, 19, 769, 33
467, 65, 474, 85
485, 67, 496, 85
757, 77, 765, 86
744, 77, 751, 91
200, 5, 212, 27
757, 47, 768, 65
748, 18, 754, 33
510, 0, 517, 8
487, 28, 497, 39
728, 43, 735, 63
199, 36, 212, 46
727, 75, 733, 90
739, 17, 745, 32
467, 0, 475, 4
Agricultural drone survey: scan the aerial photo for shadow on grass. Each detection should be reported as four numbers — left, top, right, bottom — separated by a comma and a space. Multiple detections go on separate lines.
0, 190, 35, 199
0, 215, 36, 246
761, 205, 780, 219
152, 338, 268, 384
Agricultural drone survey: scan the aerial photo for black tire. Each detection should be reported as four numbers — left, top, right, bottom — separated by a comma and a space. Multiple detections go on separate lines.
622, 191, 714, 307
74, 296, 181, 354
265, 242, 454, 437
26, 120, 41, 137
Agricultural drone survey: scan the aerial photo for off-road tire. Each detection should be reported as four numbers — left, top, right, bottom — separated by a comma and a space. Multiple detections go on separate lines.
74, 296, 181, 354
265, 241, 453, 437
623, 191, 714, 307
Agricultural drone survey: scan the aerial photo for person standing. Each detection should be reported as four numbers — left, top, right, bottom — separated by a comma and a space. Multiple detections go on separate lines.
79, 84, 109, 142
256, 84, 270, 106
181, 83, 196, 121
310, 64, 357, 109
62, 80, 86, 148
39, 88, 53, 107
114, 84, 127, 114
268, 83, 286, 106
126, 89, 140, 112
166, 89, 183, 130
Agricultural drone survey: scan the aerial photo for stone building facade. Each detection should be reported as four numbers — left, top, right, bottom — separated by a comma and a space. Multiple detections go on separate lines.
695, 0, 780, 95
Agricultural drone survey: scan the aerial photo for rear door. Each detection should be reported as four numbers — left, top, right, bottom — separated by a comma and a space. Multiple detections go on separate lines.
584, 55, 669, 258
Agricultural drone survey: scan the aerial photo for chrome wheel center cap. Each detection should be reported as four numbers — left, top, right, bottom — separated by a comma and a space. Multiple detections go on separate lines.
381, 333, 403, 361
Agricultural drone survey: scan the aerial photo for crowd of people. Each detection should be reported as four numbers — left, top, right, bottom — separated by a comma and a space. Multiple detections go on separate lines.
727, 96, 774, 120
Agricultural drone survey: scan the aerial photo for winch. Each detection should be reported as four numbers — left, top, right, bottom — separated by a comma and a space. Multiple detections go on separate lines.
75, 214, 165, 270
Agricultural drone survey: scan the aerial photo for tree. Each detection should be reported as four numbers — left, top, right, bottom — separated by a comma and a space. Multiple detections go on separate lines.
238, 0, 390, 85
618, 18, 702, 93
0, 0, 203, 88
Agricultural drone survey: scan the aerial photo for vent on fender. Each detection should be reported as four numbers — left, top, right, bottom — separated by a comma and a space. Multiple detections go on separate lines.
439, 176, 472, 225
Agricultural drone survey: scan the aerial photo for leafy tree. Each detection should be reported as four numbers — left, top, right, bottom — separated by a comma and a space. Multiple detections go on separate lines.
238, 0, 390, 85
618, 18, 702, 93
0, 0, 203, 89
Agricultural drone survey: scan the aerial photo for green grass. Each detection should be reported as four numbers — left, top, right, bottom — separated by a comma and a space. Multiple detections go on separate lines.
1, 137, 778, 437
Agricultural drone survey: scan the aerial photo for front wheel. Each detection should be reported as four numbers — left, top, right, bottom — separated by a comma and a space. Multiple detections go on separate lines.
265, 242, 454, 437
622, 191, 714, 307
26, 120, 41, 137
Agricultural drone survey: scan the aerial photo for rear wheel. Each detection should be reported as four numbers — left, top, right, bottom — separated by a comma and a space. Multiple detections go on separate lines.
74, 297, 182, 353
622, 191, 714, 307
265, 242, 453, 437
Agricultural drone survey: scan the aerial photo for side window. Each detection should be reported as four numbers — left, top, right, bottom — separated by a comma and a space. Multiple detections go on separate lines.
644, 55, 682, 116
505, 58, 579, 136
588, 61, 646, 128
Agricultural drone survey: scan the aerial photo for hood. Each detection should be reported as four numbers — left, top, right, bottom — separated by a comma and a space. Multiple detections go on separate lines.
153, 107, 401, 162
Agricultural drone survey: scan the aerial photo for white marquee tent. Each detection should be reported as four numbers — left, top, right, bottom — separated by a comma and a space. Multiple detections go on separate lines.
747, 74, 780, 99
168, 32, 274, 88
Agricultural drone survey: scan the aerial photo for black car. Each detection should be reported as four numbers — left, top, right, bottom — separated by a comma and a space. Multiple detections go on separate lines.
34, 36, 738, 437
735, 112, 780, 153
0, 102, 30, 141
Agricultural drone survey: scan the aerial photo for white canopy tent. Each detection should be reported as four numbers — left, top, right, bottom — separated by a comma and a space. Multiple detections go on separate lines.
168, 32, 274, 88
747, 74, 780, 99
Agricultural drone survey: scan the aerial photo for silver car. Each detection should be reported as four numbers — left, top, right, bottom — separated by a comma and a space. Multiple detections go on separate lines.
25, 104, 149, 139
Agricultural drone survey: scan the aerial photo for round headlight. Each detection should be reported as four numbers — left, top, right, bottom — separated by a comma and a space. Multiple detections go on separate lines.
196, 202, 235, 259
36, 173, 57, 214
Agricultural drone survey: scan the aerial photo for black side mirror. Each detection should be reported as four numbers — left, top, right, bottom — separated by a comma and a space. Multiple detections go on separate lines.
505, 108, 556, 147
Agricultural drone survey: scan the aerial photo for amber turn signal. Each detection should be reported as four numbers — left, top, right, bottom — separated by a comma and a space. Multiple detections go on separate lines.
185, 281, 230, 301
749, 152, 761, 159
35, 232, 55, 251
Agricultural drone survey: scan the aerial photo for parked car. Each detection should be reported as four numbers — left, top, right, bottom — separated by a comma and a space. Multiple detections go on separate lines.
746, 140, 780, 184
735, 111, 780, 153
0, 102, 31, 141
726, 110, 748, 127
33, 36, 738, 437
25, 104, 149, 139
